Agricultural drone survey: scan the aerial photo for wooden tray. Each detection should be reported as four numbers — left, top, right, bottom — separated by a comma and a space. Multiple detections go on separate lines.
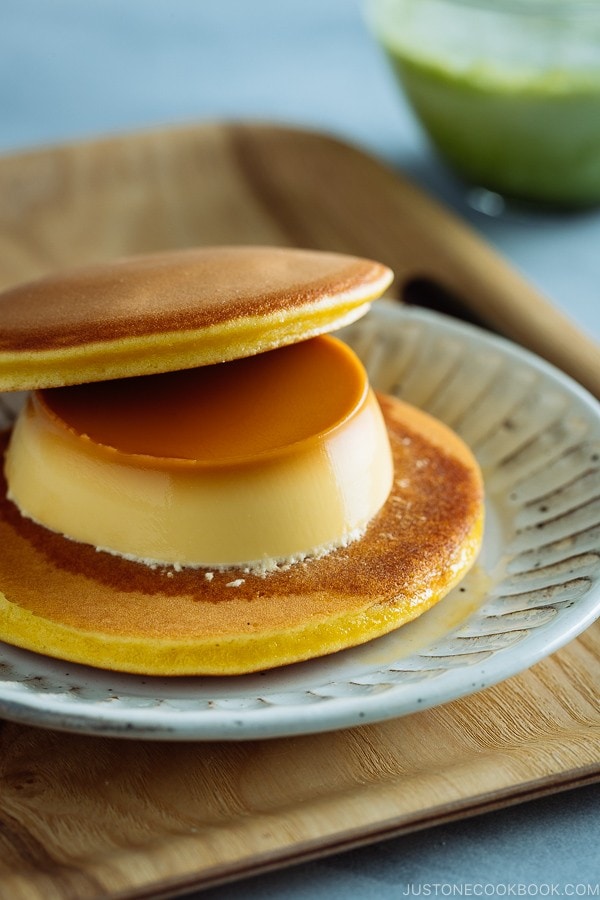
0, 123, 599, 900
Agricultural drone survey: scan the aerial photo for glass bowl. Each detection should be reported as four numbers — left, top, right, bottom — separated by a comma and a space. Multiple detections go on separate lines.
368, 0, 600, 208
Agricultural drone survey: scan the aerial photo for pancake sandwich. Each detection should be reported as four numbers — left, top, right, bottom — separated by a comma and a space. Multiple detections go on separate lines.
0, 246, 484, 675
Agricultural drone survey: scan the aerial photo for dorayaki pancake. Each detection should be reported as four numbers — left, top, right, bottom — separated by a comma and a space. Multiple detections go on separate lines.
0, 245, 392, 391
0, 395, 484, 676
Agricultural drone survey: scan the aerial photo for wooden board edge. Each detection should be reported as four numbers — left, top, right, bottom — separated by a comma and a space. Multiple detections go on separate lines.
111, 765, 600, 900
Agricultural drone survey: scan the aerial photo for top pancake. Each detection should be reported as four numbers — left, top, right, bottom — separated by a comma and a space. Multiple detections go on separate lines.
0, 245, 393, 391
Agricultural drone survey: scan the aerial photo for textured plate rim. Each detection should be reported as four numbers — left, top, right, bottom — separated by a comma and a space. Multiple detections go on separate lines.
1, 305, 599, 740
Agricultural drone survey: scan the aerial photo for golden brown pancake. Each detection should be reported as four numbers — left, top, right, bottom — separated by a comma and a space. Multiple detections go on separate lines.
0, 396, 483, 675
0, 245, 392, 391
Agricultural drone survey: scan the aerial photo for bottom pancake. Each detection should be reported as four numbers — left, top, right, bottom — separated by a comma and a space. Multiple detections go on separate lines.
0, 395, 484, 675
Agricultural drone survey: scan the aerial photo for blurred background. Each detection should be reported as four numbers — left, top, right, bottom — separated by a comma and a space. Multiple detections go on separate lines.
2, 0, 599, 340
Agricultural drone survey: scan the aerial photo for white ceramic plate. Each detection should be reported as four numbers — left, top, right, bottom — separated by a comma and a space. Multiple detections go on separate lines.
1, 305, 600, 740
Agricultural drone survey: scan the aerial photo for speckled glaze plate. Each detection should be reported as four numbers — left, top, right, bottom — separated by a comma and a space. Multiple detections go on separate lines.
1, 305, 600, 740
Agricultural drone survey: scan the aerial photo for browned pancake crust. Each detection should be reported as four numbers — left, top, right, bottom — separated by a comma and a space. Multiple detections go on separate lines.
0, 246, 389, 352
0, 395, 483, 674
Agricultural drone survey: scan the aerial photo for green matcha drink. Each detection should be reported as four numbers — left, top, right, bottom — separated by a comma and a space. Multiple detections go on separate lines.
370, 0, 600, 207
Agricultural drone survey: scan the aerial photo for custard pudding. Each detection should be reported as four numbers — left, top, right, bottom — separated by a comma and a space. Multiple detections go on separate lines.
5, 336, 393, 569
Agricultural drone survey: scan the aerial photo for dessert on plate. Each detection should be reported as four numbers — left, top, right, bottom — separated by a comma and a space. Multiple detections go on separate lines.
0, 246, 483, 675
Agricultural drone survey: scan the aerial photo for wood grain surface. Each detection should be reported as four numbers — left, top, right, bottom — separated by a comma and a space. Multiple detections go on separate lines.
0, 122, 599, 900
